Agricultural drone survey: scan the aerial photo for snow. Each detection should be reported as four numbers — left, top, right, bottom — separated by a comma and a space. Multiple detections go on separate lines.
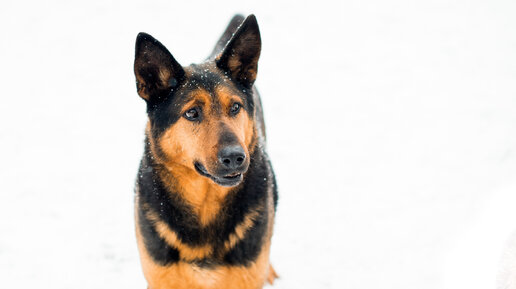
1, 0, 516, 288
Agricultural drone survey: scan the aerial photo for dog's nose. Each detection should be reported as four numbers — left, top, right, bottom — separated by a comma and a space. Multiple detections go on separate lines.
218, 145, 246, 170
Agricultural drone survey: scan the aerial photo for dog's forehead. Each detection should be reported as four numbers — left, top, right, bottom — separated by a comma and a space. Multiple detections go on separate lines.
181, 63, 243, 102
183, 63, 227, 91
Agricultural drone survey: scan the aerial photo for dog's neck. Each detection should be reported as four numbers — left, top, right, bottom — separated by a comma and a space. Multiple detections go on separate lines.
155, 162, 235, 226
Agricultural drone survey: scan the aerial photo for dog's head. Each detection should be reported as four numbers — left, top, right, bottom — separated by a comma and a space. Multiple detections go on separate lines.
134, 15, 261, 187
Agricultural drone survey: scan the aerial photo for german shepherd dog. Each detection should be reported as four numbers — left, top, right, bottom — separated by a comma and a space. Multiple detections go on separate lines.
133, 14, 278, 289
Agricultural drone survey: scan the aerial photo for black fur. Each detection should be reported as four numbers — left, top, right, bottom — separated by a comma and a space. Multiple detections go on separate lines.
134, 14, 277, 269
137, 142, 276, 266
134, 33, 185, 103
146, 63, 254, 141
209, 14, 245, 59
216, 15, 261, 88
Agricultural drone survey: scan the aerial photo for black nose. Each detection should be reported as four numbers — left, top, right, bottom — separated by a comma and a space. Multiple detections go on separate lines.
218, 145, 246, 170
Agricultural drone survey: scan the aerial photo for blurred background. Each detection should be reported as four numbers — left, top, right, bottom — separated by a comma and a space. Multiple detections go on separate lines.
1, 0, 516, 288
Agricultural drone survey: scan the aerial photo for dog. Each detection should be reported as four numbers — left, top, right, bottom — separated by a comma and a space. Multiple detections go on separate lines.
133, 14, 278, 289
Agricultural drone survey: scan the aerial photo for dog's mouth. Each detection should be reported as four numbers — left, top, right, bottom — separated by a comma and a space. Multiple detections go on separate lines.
194, 162, 243, 187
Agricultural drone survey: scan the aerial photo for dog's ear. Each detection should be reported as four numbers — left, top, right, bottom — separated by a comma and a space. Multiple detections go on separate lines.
134, 33, 185, 102
209, 14, 245, 59
216, 15, 261, 88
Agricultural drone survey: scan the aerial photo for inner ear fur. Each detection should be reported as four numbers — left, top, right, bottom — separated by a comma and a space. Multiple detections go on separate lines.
216, 15, 261, 88
134, 32, 185, 102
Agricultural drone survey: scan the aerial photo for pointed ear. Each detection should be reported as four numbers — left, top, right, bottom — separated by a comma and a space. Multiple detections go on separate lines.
134, 33, 185, 102
216, 15, 261, 88
209, 14, 245, 58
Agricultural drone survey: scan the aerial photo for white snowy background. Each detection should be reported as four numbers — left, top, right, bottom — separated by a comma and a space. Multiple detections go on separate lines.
1, 0, 516, 288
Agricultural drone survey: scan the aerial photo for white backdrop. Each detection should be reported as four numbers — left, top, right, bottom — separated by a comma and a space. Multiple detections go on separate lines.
1, 0, 516, 288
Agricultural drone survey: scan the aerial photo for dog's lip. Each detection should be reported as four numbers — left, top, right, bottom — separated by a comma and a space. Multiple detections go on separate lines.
194, 162, 211, 178
224, 172, 242, 178
194, 162, 243, 187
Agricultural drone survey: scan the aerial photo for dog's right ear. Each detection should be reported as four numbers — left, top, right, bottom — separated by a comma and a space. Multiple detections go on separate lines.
209, 14, 245, 59
216, 15, 261, 88
134, 33, 185, 102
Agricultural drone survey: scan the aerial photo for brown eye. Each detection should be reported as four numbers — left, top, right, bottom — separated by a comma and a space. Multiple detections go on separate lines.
184, 107, 201, 121
230, 103, 241, 115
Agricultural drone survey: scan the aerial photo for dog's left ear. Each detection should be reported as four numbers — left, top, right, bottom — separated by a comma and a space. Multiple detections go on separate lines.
216, 15, 261, 88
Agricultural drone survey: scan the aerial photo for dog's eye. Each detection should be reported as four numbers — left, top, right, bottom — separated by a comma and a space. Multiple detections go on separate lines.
184, 108, 201, 121
230, 103, 241, 115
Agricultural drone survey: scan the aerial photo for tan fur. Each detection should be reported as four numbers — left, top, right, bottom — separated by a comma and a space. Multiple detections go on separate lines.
158, 68, 171, 86
227, 58, 242, 76
140, 202, 267, 259
157, 163, 231, 226
214, 85, 255, 149
135, 67, 172, 101
223, 207, 262, 251
137, 76, 275, 289
137, 242, 271, 289
136, 74, 150, 100
136, 198, 274, 289
266, 264, 279, 285
146, 209, 213, 260
153, 86, 255, 225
